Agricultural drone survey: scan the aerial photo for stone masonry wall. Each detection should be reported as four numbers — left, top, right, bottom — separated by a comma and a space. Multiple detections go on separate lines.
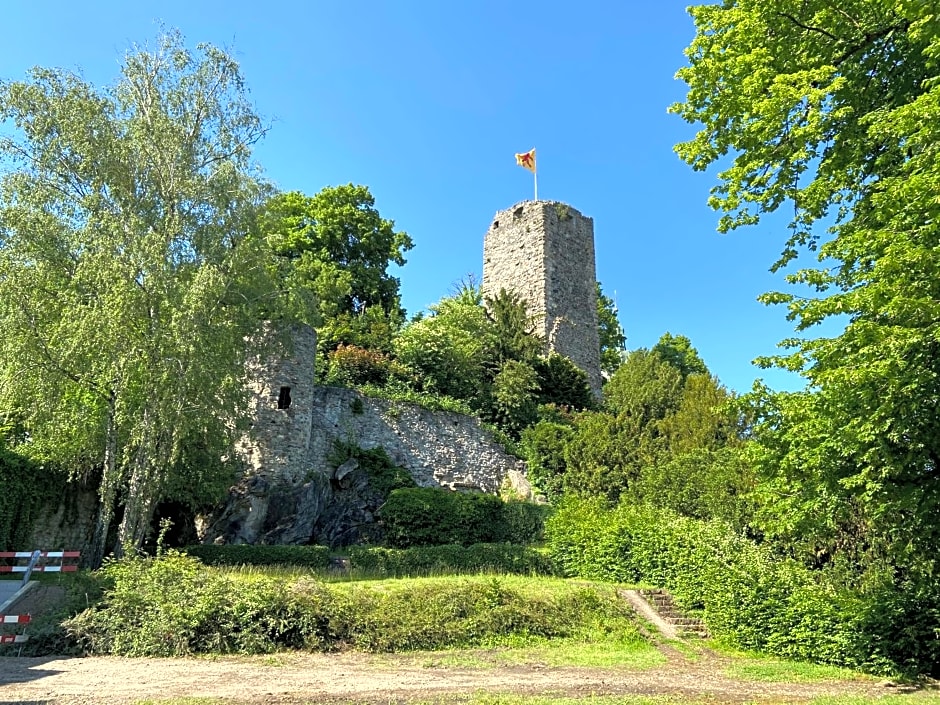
482, 200, 603, 396
235, 324, 318, 485
308, 387, 527, 494
204, 385, 529, 545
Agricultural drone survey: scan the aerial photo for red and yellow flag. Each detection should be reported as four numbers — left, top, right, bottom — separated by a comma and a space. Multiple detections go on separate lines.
515, 148, 536, 173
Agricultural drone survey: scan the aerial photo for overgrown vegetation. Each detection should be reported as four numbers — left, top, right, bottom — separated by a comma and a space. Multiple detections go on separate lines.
546, 498, 940, 679
380, 488, 549, 548
64, 551, 639, 657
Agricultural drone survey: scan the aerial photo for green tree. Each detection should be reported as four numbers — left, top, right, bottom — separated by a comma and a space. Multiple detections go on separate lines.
0, 32, 299, 565
653, 333, 708, 381
393, 284, 491, 401
533, 353, 595, 411
563, 411, 654, 503
673, 2, 940, 570
597, 282, 627, 376
262, 184, 412, 320
603, 349, 683, 425
520, 420, 575, 502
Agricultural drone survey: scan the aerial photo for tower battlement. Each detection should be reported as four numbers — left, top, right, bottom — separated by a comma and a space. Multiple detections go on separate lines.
482, 200, 602, 396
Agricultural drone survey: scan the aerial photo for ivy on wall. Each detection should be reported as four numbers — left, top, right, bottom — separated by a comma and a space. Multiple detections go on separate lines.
0, 446, 68, 550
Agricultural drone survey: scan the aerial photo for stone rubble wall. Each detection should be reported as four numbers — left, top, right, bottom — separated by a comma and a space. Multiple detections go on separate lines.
308, 387, 527, 494
482, 200, 603, 396
234, 324, 318, 485
203, 384, 531, 545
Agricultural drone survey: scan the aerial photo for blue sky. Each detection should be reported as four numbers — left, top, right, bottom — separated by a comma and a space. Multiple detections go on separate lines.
1, 1, 819, 393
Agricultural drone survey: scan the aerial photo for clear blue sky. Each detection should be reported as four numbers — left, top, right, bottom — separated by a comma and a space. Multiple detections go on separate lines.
1, 1, 820, 393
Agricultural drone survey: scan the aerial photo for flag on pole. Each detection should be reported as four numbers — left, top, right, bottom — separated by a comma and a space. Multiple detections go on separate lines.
515, 148, 536, 173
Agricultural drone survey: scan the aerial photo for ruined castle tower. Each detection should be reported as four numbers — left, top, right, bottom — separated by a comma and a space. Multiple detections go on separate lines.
482, 200, 603, 397
235, 324, 318, 485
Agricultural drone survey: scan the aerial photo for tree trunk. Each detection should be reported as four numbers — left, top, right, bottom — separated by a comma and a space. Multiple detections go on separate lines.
89, 392, 118, 569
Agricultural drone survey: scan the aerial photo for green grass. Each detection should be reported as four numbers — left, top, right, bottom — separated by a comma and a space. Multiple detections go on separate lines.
711, 644, 871, 683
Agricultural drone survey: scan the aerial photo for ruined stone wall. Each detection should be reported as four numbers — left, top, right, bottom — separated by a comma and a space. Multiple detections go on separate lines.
482, 200, 603, 395
308, 387, 527, 494
235, 324, 318, 485
205, 386, 530, 545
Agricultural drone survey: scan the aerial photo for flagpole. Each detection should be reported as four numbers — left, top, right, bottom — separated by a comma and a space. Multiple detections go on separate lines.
534, 169, 538, 201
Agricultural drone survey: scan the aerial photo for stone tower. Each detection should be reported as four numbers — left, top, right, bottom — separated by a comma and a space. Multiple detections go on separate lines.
236, 324, 318, 485
482, 200, 602, 396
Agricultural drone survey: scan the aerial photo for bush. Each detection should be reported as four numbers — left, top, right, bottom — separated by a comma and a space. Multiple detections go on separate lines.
345, 543, 556, 577
544, 498, 940, 678
380, 487, 547, 548
184, 544, 332, 569
325, 344, 392, 386
65, 553, 633, 656
520, 420, 575, 502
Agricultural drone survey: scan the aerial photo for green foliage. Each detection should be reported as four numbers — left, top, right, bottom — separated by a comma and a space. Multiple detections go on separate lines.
67, 551, 341, 655
262, 184, 413, 321
630, 447, 755, 528
336, 576, 639, 652
357, 383, 474, 416
380, 487, 547, 548
562, 411, 654, 503
489, 360, 540, 436
345, 543, 556, 577
604, 350, 683, 424
65, 554, 637, 656
652, 333, 708, 380
520, 420, 575, 502
0, 31, 305, 563
533, 354, 595, 411
597, 282, 627, 376
394, 287, 491, 401
324, 344, 394, 387
673, 2, 940, 581
0, 445, 68, 549
545, 498, 940, 678
483, 289, 543, 368
183, 544, 332, 569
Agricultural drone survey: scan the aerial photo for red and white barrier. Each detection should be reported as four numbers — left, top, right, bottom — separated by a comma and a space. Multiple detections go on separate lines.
0, 551, 80, 572
0, 614, 31, 645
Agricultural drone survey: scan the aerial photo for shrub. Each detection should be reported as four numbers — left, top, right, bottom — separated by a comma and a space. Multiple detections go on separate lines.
380, 487, 547, 548
184, 544, 331, 569
325, 344, 392, 386
65, 553, 633, 656
345, 543, 556, 577
520, 420, 575, 502
544, 498, 940, 678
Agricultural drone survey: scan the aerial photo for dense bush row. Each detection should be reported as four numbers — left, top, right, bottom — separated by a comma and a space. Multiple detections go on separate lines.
184, 544, 332, 569
380, 487, 549, 547
344, 543, 556, 577
66, 551, 637, 656
545, 498, 940, 678
183, 542, 554, 577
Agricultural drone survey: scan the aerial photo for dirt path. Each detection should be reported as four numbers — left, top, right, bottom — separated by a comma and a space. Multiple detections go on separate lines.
0, 646, 910, 705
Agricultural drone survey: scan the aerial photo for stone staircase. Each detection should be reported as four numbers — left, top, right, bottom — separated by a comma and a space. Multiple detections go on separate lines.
638, 588, 709, 639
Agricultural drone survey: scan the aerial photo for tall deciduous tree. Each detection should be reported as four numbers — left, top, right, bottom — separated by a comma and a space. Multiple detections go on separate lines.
673, 2, 940, 570
0, 32, 301, 565
262, 184, 412, 321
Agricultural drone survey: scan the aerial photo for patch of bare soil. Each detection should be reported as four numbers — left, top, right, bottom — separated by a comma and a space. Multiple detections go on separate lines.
0, 640, 917, 705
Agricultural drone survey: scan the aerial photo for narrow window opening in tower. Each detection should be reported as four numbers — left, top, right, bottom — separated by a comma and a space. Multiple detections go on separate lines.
513, 206, 523, 217
493, 220, 499, 228
277, 386, 292, 410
